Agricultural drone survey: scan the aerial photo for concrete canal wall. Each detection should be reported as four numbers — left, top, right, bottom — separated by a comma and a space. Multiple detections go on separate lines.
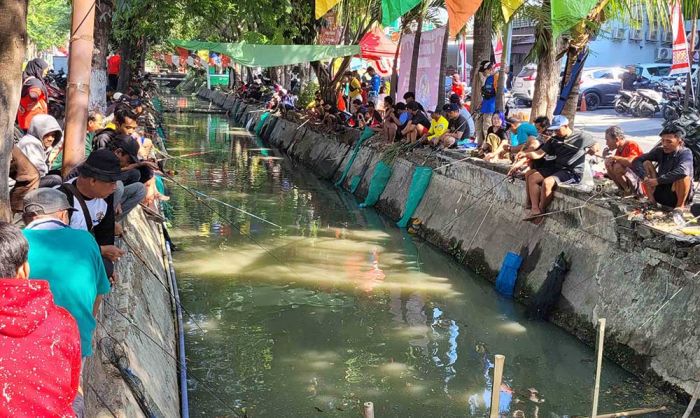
84, 209, 180, 417
198, 88, 700, 400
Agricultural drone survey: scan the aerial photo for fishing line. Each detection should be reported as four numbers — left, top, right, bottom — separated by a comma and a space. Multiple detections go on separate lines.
163, 175, 282, 229
86, 381, 119, 418
95, 299, 243, 418
438, 175, 511, 234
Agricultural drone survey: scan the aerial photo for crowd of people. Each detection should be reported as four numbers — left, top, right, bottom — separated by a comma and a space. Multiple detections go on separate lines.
2, 57, 166, 417
234, 61, 698, 225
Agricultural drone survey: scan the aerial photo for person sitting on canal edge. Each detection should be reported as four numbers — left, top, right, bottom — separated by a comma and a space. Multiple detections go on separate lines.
423, 107, 449, 148
402, 101, 431, 144
22, 188, 111, 361
93, 107, 139, 150
438, 103, 469, 149
517, 115, 599, 223
603, 125, 644, 197
0, 221, 82, 418
632, 125, 693, 210
57, 149, 125, 280
17, 114, 64, 188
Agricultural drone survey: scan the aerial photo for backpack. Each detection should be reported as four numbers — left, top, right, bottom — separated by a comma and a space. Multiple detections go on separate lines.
481, 84, 496, 100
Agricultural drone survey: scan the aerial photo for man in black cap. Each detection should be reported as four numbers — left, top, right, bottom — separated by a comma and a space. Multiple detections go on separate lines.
109, 135, 149, 219
437, 103, 470, 148
57, 149, 125, 279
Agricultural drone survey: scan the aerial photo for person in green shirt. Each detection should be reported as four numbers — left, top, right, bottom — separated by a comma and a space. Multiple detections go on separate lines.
51, 111, 103, 171
21, 188, 111, 357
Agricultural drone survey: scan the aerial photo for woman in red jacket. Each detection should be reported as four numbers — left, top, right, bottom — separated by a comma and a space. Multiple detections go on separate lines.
0, 222, 81, 418
17, 58, 50, 131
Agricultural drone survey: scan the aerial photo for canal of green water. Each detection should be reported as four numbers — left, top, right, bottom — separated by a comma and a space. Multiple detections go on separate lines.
163, 104, 680, 417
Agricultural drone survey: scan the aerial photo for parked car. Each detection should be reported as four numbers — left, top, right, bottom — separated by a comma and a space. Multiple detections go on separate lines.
511, 64, 537, 103
580, 67, 627, 110
635, 63, 671, 83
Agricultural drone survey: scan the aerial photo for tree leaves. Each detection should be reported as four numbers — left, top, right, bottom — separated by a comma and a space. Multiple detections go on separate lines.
27, 0, 71, 52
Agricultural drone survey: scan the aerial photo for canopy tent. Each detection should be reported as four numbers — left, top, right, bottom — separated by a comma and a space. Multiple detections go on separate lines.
169, 39, 360, 68
359, 26, 398, 60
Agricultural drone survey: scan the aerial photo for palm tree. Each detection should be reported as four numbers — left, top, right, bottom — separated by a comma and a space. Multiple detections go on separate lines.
522, 0, 561, 119
556, 0, 669, 123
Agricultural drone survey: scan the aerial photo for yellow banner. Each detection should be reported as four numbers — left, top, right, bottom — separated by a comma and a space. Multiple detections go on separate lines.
501, 0, 524, 22
316, 0, 341, 19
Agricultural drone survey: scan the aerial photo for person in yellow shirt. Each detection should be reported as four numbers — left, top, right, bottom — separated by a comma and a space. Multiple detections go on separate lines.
348, 71, 363, 103
424, 109, 449, 147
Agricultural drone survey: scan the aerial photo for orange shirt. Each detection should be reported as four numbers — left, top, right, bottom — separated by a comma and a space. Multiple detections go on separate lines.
616, 140, 643, 159
17, 86, 47, 131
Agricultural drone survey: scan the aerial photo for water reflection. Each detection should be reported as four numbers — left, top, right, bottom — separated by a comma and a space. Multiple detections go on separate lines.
165, 108, 680, 417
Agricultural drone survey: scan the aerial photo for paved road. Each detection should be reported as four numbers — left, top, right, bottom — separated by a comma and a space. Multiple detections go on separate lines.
511, 107, 663, 151
575, 109, 662, 151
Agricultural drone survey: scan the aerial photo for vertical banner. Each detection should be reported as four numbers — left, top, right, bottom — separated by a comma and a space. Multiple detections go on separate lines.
670, 0, 690, 76
397, 28, 446, 112
459, 32, 469, 82
396, 32, 415, 101
492, 35, 503, 71
319, 11, 343, 45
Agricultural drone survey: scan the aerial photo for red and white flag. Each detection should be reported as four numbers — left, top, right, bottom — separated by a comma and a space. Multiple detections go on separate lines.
670, 0, 690, 76
492, 35, 504, 71
459, 32, 468, 81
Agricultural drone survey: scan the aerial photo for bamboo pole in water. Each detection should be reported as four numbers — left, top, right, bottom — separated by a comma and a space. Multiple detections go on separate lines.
363, 401, 375, 418
591, 406, 667, 417
489, 355, 505, 418
682, 382, 700, 418
591, 318, 606, 418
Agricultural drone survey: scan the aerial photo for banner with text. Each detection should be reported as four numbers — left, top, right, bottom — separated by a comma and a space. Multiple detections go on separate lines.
396, 26, 446, 113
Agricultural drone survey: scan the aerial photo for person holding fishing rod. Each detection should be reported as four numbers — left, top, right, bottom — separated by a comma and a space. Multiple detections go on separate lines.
511, 115, 599, 223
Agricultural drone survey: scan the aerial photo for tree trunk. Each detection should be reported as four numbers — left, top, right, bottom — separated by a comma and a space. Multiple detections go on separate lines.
116, 38, 132, 93
89, 0, 112, 113
560, 0, 610, 125
408, 13, 424, 93
0, 0, 28, 221
471, 4, 493, 142
496, 26, 510, 113
560, 25, 591, 125
530, 0, 557, 119
436, 21, 450, 108
63, 0, 96, 177
390, 30, 404, 102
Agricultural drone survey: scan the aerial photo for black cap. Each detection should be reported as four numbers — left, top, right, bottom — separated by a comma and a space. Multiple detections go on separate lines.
112, 134, 140, 163
78, 149, 124, 182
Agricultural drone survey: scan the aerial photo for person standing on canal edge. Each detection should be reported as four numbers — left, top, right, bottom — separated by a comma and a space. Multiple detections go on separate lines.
0, 222, 82, 418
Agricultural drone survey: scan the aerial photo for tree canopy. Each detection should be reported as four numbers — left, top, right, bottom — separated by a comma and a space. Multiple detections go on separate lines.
27, 0, 71, 52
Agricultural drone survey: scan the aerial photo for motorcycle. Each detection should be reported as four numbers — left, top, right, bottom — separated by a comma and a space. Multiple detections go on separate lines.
613, 90, 636, 115
633, 88, 665, 118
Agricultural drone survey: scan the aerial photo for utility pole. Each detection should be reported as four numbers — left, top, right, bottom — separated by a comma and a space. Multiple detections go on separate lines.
62, 0, 96, 177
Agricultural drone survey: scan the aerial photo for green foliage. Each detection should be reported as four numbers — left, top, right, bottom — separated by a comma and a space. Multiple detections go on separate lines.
27, 0, 71, 52
297, 81, 319, 108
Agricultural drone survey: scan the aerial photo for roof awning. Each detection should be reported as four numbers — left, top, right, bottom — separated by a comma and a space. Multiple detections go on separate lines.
169, 40, 360, 68
359, 27, 398, 61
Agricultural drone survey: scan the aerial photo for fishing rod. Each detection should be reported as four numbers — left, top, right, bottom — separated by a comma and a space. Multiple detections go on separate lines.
163, 175, 283, 229
439, 174, 512, 233
157, 150, 220, 162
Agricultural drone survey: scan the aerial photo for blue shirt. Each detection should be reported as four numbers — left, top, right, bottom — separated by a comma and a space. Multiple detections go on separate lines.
24, 221, 110, 356
511, 122, 538, 147
370, 74, 381, 95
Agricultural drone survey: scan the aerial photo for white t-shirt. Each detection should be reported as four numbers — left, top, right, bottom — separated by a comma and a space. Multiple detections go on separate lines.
64, 178, 108, 231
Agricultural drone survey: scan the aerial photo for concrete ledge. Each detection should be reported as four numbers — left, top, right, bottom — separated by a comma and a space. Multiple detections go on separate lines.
197, 92, 700, 400
84, 209, 179, 417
